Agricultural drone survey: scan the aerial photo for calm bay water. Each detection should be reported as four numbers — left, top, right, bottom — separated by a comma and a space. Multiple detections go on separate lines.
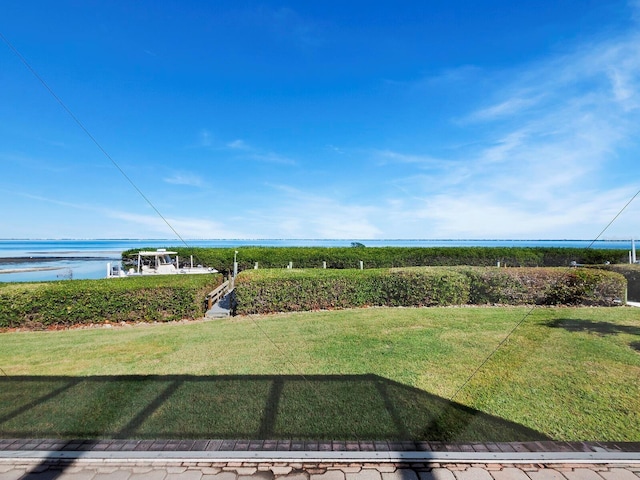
0, 238, 634, 283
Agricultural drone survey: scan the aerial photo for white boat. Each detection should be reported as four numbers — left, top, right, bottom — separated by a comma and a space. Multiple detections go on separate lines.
107, 249, 217, 278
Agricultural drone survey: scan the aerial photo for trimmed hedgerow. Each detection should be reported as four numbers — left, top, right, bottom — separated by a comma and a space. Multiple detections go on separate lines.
122, 246, 629, 275
0, 274, 222, 329
234, 268, 470, 315
592, 264, 640, 302
459, 267, 626, 306
233, 267, 626, 314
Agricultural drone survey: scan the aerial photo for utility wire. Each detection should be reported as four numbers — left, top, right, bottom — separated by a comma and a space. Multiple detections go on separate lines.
3, 31, 358, 438
0, 31, 191, 250
450, 188, 640, 402
587, 188, 640, 249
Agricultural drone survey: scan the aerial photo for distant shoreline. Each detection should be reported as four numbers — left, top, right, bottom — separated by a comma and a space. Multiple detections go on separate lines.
0, 266, 62, 274
0, 256, 115, 265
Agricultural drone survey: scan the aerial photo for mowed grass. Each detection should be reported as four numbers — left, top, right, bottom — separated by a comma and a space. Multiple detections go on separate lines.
0, 306, 638, 441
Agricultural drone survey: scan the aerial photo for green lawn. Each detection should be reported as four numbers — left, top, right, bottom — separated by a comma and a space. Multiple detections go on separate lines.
1, 306, 638, 441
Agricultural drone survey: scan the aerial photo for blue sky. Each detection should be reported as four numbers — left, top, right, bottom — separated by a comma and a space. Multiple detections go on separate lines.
2, 1, 640, 240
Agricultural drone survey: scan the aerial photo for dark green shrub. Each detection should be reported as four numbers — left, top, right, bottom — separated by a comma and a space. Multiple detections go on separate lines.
122, 246, 629, 276
233, 267, 626, 314
0, 274, 222, 329
594, 264, 640, 302
234, 268, 469, 315
543, 268, 627, 306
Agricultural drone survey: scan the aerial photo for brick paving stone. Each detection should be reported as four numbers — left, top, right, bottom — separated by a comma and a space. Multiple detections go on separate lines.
129, 470, 169, 480
280, 473, 308, 480
148, 440, 168, 451
359, 442, 375, 452
277, 440, 292, 451
165, 467, 188, 474
0, 467, 29, 480
452, 467, 493, 480
371, 466, 396, 473
345, 468, 382, 480
56, 470, 99, 480
94, 471, 133, 480
4, 440, 25, 450
482, 465, 503, 472
494, 444, 516, 453
200, 468, 223, 475
204, 440, 223, 451
291, 442, 306, 451
234, 441, 251, 451
381, 469, 419, 480
190, 440, 208, 451
207, 472, 236, 480
130, 441, 152, 452
234, 468, 259, 476
95, 466, 122, 473
471, 444, 489, 453
519, 443, 540, 452
166, 471, 202, 480
527, 471, 567, 480
175, 440, 194, 451
600, 469, 640, 480
239, 473, 274, 480
415, 442, 432, 452
263, 441, 279, 450
132, 467, 155, 474
419, 469, 456, 480
346, 443, 360, 452
271, 466, 294, 475
249, 441, 265, 451
310, 470, 345, 480
490, 468, 530, 480
332, 442, 347, 451
374, 442, 391, 452
563, 469, 605, 480
220, 440, 237, 451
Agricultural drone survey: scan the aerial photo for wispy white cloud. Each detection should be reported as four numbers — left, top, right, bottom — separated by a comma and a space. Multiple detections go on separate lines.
163, 172, 205, 188
105, 211, 246, 239
246, 184, 382, 239
199, 129, 213, 147
373, 149, 444, 168
227, 139, 296, 165
377, 26, 640, 238
466, 94, 545, 122
227, 139, 250, 150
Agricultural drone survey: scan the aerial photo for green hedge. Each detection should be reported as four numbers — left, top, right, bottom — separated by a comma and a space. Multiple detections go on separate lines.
594, 264, 640, 302
0, 274, 222, 329
234, 267, 626, 314
234, 268, 469, 315
122, 246, 629, 275
459, 267, 626, 306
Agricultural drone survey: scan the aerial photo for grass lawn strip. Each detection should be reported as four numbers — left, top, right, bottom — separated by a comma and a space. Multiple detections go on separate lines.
0, 306, 638, 441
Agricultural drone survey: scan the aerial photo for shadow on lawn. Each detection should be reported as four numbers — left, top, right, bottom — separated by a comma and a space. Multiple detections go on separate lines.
0, 374, 548, 442
544, 318, 640, 337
